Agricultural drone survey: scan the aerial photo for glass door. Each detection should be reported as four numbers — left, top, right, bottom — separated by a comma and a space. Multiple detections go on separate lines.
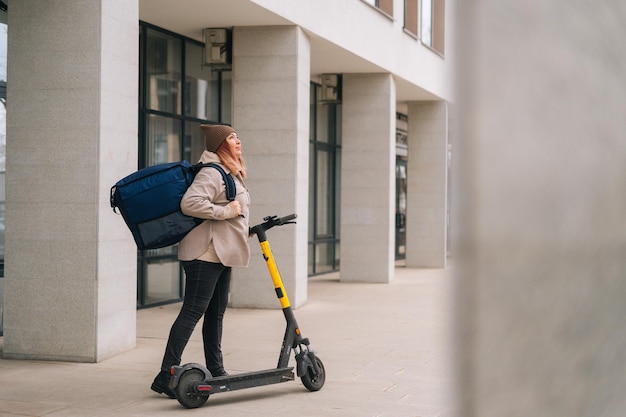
395, 114, 408, 261
395, 156, 407, 260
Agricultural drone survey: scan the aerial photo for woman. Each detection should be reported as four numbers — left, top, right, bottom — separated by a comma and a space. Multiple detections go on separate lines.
151, 124, 250, 398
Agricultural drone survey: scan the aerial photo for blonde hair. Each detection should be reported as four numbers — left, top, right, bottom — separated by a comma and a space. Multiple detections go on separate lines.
216, 135, 247, 178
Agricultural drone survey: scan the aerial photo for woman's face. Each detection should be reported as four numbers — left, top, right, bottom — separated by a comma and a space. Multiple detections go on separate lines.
225, 133, 242, 157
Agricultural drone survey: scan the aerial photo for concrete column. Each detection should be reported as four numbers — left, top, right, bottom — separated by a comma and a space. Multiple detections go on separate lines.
455, 1, 626, 416
229, 26, 310, 309
406, 101, 448, 268
341, 73, 395, 283
4, 0, 138, 362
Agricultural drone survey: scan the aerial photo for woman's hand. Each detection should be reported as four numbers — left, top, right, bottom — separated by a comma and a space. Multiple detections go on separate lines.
225, 200, 242, 219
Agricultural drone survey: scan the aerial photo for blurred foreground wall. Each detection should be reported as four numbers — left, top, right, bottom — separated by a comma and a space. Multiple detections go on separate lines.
454, 1, 626, 416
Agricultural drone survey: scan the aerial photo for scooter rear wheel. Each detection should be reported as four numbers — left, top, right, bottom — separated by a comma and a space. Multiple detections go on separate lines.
175, 368, 209, 409
301, 356, 326, 392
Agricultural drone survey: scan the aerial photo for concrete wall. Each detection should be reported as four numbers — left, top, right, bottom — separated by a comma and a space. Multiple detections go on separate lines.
406, 101, 448, 268
229, 26, 311, 309
3, 0, 138, 362
340, 73, 395, 283
454, 1, 626, 416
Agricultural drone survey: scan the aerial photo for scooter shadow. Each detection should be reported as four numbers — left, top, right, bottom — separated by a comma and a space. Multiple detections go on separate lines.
201, 384, 305, 407
156, 384, 307, 411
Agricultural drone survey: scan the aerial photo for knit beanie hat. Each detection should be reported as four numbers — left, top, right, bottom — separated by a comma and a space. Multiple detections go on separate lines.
200, 124, 236, 152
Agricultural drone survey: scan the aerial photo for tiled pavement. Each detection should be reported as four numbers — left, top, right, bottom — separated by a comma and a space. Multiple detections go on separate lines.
0, 266, 453, 417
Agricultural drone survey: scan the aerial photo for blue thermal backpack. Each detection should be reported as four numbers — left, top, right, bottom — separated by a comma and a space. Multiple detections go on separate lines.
110, 161, 235, 250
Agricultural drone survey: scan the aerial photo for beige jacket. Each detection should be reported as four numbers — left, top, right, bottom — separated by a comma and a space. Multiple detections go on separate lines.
178, 151, 251, 267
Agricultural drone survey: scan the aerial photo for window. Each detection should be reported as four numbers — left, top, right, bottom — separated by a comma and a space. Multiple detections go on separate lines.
378, 0, 393, 16
309, 83, 342, 276
395, 113, 409, 260
405, 0, 445, 55
404, 0, 418, 36
420, 0, 445, 55
137, 22, 232, 307
362, 0, 393, 17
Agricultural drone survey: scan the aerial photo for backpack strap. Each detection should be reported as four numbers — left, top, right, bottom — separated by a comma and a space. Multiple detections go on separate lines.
192, 162, 236, 201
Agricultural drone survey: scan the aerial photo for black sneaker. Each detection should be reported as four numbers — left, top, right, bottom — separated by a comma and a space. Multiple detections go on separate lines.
151, 370, 176, 399
209, 368, 229, 378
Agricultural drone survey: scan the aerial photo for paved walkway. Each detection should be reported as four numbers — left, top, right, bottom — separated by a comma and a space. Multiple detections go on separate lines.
0, 267, 453, 417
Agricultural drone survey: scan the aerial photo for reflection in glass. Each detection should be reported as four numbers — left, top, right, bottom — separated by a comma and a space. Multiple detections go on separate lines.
316, 101, 330, 143
314, 242, 334, 274
421, 0, 433, 47
316, 150, 331, 236
184, 120, 207, 163
147, 115, 181, 165
147, 29, 182, 114
220, 72, 233, 125
185, 41, 219, 121
145, 261, 182, 305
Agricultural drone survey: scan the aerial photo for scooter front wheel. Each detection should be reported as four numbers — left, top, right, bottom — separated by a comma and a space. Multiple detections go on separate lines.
175, 368, 209, 409
301, 356, 326, 392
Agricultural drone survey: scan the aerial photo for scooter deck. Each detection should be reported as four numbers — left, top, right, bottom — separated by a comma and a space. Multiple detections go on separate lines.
197, 367, 295, 394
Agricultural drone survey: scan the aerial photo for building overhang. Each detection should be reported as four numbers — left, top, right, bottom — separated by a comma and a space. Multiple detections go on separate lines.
139, 0, 447, 103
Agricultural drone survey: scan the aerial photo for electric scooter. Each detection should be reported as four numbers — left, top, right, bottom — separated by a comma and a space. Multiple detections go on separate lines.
169, 214, 326, 409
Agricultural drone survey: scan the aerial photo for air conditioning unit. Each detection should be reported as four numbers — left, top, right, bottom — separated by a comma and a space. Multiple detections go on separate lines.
320, 74, 342, 102
203, 28, 232, 66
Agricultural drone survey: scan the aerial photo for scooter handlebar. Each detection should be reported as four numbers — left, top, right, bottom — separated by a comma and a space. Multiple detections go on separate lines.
275, 213, 297, 224
249, 213, 297, 237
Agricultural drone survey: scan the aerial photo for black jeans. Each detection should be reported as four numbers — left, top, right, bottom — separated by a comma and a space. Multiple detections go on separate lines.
160, 260, 231, 373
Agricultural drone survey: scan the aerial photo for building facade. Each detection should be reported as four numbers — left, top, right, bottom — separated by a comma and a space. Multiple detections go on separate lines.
1, 0, 452, 362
